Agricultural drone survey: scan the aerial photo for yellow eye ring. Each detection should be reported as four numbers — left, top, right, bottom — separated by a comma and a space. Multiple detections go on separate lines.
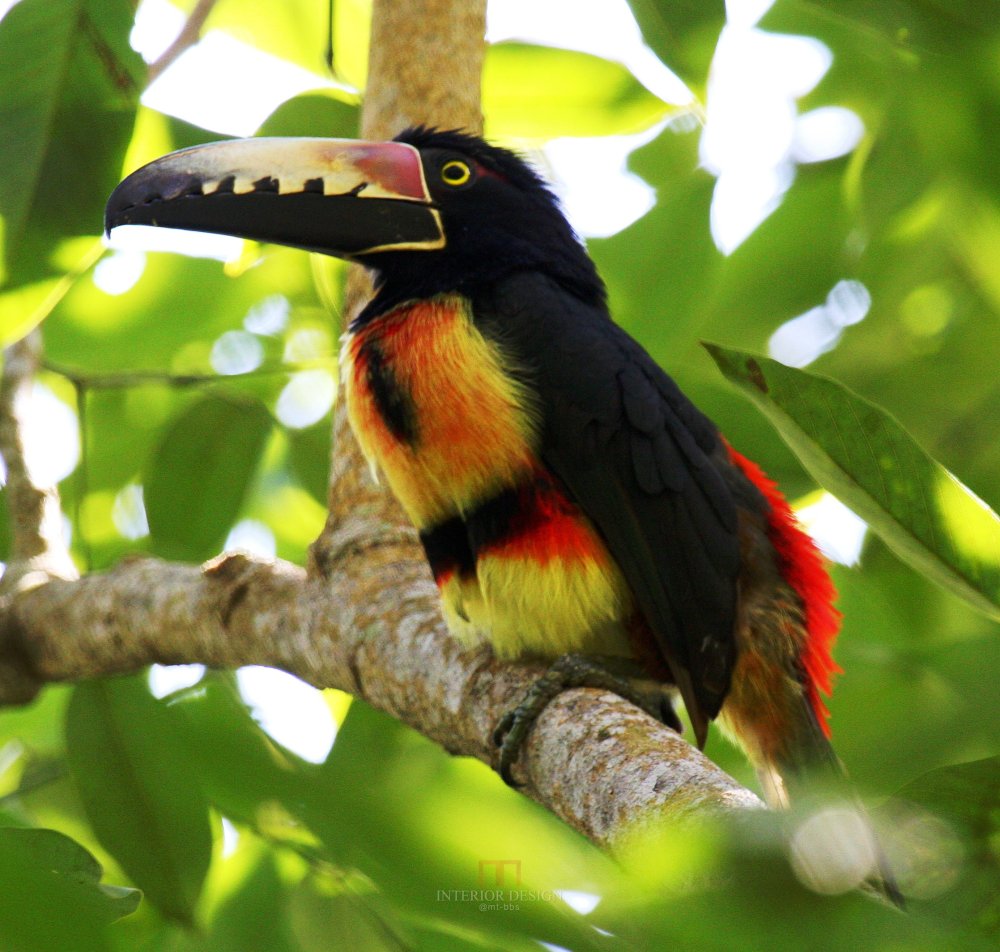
440, 160, 472, 187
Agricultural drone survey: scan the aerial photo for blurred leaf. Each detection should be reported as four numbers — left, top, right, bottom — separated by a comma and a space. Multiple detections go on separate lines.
290, 879, 411, 952
204, 851, 298, 952
590, 123, 720, 365
627, 0, 726, 92
287, 418, 333, 506
0, 827, 116, 952
893, 756, 1000, 840
0, 239, 100, 346
484, 42, 672, 139
46, 246, 317, 374
0, 827, 140, 921
256, 90, 359, 138
705, 345, 1000, 620
822, 539, 1000, 797
202, 0, 335, 80
886, 757, 1000, 937
0, 686, 71, 754
166, 672, 308, 828
710, 161, 853, 348
0, 0, 141, 286
65, 676, 213, 924
144, 394, 273, 560
755, 0, 1000, 515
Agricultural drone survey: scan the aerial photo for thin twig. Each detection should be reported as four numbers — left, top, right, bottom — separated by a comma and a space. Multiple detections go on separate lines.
0, 331, 77, 704
41, 357, 337, 391
147, 0, 220, 85
0, 332, 76, 583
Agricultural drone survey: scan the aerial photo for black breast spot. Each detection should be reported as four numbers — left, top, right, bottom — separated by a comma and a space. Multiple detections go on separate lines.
420, 516, 475, 582
361, 338, 419, 445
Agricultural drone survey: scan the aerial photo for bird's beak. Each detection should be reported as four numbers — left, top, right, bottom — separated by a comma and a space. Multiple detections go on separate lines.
105, 137, 445, 256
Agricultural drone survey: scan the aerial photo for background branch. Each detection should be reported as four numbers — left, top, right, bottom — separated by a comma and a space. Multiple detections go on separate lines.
147, 0, 219, 85
0, 331, 77, 704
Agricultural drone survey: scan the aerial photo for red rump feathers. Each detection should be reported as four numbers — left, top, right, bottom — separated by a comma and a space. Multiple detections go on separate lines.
726, 447, 843, 737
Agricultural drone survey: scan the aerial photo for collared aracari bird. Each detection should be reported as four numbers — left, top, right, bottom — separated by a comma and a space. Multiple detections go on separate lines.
106, 128, 894, 896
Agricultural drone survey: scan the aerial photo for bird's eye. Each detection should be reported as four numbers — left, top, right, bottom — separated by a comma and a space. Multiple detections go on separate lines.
440, 160, 472, 187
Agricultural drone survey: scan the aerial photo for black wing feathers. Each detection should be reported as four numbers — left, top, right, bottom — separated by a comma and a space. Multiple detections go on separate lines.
475, 272, 741, 743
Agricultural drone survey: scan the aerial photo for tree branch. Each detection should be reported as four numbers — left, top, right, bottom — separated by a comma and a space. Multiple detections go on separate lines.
5, 543, 759, 848
147, 0, 219, 85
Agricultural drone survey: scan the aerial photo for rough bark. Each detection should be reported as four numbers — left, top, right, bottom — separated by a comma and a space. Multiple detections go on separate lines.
0, 0, 761, 857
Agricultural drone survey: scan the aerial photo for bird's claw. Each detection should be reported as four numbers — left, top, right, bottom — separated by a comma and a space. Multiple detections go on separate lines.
492, 654, 682, 787
493, 706, 531, 787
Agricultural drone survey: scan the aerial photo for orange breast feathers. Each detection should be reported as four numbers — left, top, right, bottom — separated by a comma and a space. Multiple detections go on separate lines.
341, 295, 540, 528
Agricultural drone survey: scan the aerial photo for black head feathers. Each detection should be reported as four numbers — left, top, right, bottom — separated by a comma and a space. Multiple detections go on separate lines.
395, 126, 551, 194
354, 127, 606, 322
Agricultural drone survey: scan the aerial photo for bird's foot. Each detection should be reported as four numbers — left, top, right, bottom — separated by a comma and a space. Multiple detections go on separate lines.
493, 654, 681, 786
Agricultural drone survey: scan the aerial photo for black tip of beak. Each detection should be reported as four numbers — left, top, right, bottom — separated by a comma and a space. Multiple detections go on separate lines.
105, 170, 209, 235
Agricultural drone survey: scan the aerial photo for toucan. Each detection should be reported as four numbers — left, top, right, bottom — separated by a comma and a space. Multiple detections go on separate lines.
106, 127, 899, 901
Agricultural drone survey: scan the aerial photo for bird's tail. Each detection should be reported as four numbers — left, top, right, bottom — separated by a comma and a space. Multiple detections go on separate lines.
720, 686, 903, 907
721, 446, 901, 905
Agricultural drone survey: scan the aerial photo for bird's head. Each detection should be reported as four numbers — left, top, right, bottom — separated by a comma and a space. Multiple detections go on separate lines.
105, 127, 604, 321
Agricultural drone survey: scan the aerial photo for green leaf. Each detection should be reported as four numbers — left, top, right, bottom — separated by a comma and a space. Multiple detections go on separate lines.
65, 676, 213, 924
626, 0, 726, 93
885, 757, 1000, 936
484, 42, 673, 139
590, 123, 720, 361
0, 827, 141, 922
46, 248, 314, 374
205, 851, 299, 952
201, 0, 335, 80
287, 418, 333, 506
704, 344, 1000, 620
144, 394, 273, 561
0, 828, 115, 952
256, 90, 359, 138
891, 756, 1000, 846
0, 240, 103, 346
0, 0, 142, 286
166, 672, 308, 828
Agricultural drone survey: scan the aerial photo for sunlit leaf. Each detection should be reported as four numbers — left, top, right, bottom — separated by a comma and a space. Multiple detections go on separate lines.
256, 90, 359, 138
484, 42, 673, 139
627, 0, 726, 92
204, 850, 299, 952
590, 123, 720, 362
291, 881, 412, 952
202, 0, 335, 80
46, 250, 313, 373
65, 676, 213, 924
0, 685, 71, 754
705, 344, 1000, 620
0, 0, 141, 286
144, 393, 273, 561
0, 241, 103, 347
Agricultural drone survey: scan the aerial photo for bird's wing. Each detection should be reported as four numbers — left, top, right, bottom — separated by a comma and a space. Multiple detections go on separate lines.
478, 272, 743, 744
